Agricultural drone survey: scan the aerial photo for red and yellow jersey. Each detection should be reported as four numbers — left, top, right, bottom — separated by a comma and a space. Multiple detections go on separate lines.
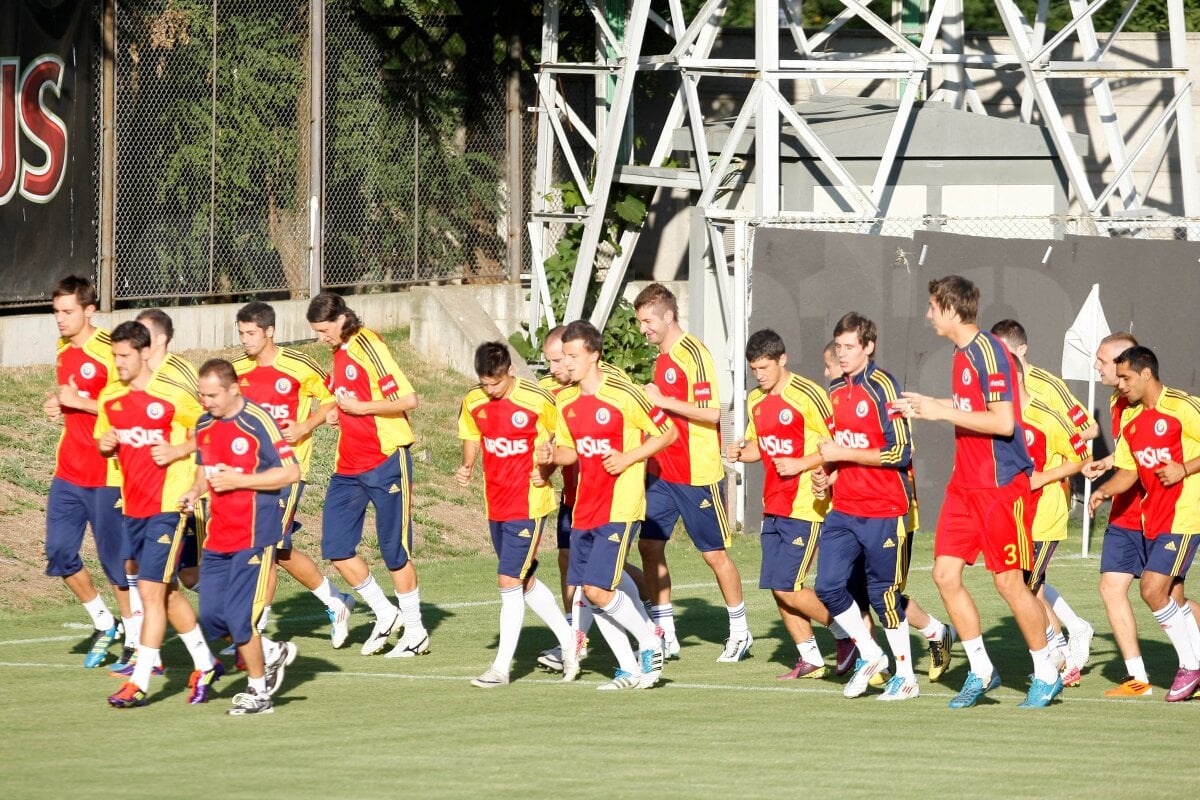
650, 333, 723, 486
95, 372, 202, 518
1023, 398, 1087, 542
195, 400, 297, 553
828, 362, 912, 518
744, 373, 832, 522
328, 328, 416, 475
555, 376, 672, 529
459, 378, 556, 522
1114, 388, 1200, 538
54, 328, 120, 487
233, 348, 331, 478
949, 331, 1033, 489
1026, 364, 1094, 435
1108, 391, 1144, 530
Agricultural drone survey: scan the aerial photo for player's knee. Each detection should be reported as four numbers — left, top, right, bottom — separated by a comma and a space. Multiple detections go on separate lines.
931, 562, 960, 591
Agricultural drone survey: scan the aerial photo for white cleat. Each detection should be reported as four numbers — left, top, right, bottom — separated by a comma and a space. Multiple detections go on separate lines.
597, 669, 640, 691
844, 652, 889, 698
537, 646, 565, 672
716, 632, 753, 663
876, 674, 920, 701
360, 607, 402, 656
637, 645, 665, 688
385, 627, 430, 658
329, 593, 356, 649
264, 641, 298, 697
470, 667, 510, 688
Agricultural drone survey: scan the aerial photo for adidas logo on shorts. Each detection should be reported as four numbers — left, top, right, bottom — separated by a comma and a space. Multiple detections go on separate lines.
883, 538, 896, 549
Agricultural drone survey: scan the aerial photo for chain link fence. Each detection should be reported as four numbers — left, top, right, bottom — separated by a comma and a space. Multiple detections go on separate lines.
740, 214, 1200, 242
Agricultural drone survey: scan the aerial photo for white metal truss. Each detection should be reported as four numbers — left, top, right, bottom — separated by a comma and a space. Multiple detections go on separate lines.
527, 0, 1198, 336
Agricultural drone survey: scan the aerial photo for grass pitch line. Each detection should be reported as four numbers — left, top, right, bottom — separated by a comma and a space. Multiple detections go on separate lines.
0, 635, 85, 647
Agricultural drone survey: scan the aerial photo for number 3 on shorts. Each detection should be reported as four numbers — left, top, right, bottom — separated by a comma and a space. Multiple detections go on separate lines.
1003, 543, 1018, 566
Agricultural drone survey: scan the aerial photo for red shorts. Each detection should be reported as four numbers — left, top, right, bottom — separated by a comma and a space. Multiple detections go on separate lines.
935, 473, 1034, 573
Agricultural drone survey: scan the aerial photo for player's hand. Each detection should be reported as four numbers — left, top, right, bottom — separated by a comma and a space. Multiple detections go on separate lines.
1088, 489, 1109, 517
773, 457, 804, 477
1155, 458, 1187, 487
534, 441, 554, 466
725, 440, 745, 464
206, 464, 242, 493
816, 439, 841, 462
643, 383, 665, 405
811, 467, 828, 499
178, 491, 200, 514
43, 392, 62, 421
897, 392, 939, 421
336, 394, 366, 416
278, 419, 302, 444
601, 450, 631, 475
150, 441, 181, 466
530, 466, 548, 488
98, 428, 119, 455
56, 376, 84, 411
454, 464, 472, 487
1082, 455, 1113, 480
326, 407, 339, 428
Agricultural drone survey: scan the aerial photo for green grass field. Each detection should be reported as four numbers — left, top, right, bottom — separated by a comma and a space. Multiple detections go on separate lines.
3, 530, 1199, 799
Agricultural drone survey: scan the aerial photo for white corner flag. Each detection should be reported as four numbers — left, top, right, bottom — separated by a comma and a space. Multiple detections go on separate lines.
1062, 284, 1110, 558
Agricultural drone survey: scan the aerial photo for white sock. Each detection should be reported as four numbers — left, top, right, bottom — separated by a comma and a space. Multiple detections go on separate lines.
178, 626, 215, 671
618, 573, 654, 628
258, 605, 272, 633
492, 585, 524, 674
828, 620, 848, 639
727, 602, 749, 636
1180, 603, 1200, 663
121, 617, 140, 649
311, 576, 336, 605
83, 596, 114, 630
248, 675, 268, 694
650, 603, 676, 640
573, 586, 594, 638
127, 574, 143, 616
832, 603, 884, 661
797, 636, 822, 665
918, 617, 946, 641
132, 645, 159, 691
591, 601, 638, 673
396, 588, 425, 632
1044, 584, 1085, 632
1155, 600, 1200, 668
1125, 656, 1149, 684
1031, 645, 1057, 683
1044, 625, 1057, 648
884, 620, 914, 681
602, 592, 659, 650
353, 575, 395, 619
962, 635, 995, 677
261, 636, 280, 664
524, 579, 574, 653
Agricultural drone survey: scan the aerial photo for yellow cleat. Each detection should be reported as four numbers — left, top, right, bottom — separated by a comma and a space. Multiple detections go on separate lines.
927, 626, 956, 683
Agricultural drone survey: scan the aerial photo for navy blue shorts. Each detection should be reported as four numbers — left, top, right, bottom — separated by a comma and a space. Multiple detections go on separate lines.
490, 517, 544, 580
556, 503, 573, 550
177, 512, 202, 571
322, 449, 413, 570
1144, 533, 1200, 579
280, 481, 303, 551
567, 521, 637, 591
641, 475, 730, 551
45, 478, 127, 586
126, 513, 186, 584
1100, 524, 1150, 577
198, 545, 275, 644
1025, 540, 1059, 591
759, 516, 820, 592
814, 510, 907, 627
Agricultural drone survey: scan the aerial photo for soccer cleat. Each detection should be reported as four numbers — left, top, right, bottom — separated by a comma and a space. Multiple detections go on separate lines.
1165, 667, 1200, 702
597, 669, 640, 691
538, 646, 565, 672
470, 667, 511, 688
834, 639, 858, 676
876, 674, 920, 701
1105, 676, 1152, 697
562, 649, 581, 683
716, 632, 753, 663
1061, 662, 1082, 688
844, 653, 889, 698
927, 626, 955, 682
577, 631, 589, 660
360, 607, 402, 656
107, 653, 164, 679
948, 670, 1001, 708
777, 658, 827, 680
327, 593, 356, 649
107, 681, 147, 708
227, 688, 274, 715
219, 642, 238, 656
637, 645, 665, 689
1067, 621, 1094, 670
84, 624, 120, 668
1018, 675, 1063, 708
386, 627, 430, 658
264, 641, 297, 697
186, 660, 226, 704
663, 636, 681, 659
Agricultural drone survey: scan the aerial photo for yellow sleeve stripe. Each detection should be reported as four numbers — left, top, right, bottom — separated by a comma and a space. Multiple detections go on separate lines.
280, 348, 328, 379
867, 372, 910, 460
678, 336, 712, 384
1030, 367, 1081, 409
355, 334, 401, 400
608, 380, 657, 416
231, 354, 254, 374
1164, 388, 1200, 416
789, 375, 833, 419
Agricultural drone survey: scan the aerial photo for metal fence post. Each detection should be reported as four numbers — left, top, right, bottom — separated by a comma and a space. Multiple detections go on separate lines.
309, 0, 325, 297
505, 26, 523, 284
98, 0, 116, 312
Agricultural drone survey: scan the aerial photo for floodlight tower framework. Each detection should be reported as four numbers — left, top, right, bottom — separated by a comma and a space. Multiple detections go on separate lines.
527, 0, 1198, 341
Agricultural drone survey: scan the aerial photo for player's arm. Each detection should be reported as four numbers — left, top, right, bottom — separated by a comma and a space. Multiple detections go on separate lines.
56, 377, 98, 415
1079, 421, 1100, 442
337, 392, 417, 417
207, 462, 300, 493
179, 468, 208, 512
899, 391, 1016, 436
726, 438, 761, 464
456, 439, 480, 487
602, 423, 677, 475
1082, 454, 1114, 480
150, 429, 196, 466
1031, 459, 1085, 491
1089, 468, 1139, 515
644, 384, 721, 425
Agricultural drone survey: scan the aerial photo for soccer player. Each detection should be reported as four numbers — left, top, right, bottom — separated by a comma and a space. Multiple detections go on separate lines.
99, 321, 220, 708
1088, 346, 1200, 702
543, 320, 674, 690
726, 329, 835, 680
1081, 332, 1154, 695
42, 276, 131, 668
232, 301, 355, 647
814, 313, 918, 700
306, 292, 429, 657
896, 275, 1061, 708
182, 359, 301, 715
457, 342, 579, 687
634, 283, 750, 661
1018, 362, 1090, 686
992, 319, 1097, 666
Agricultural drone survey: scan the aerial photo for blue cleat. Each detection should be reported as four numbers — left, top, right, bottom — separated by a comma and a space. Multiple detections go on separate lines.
948, 670, 1001, 708
1018, 675, 1063, 708
84, 624, 120, 668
